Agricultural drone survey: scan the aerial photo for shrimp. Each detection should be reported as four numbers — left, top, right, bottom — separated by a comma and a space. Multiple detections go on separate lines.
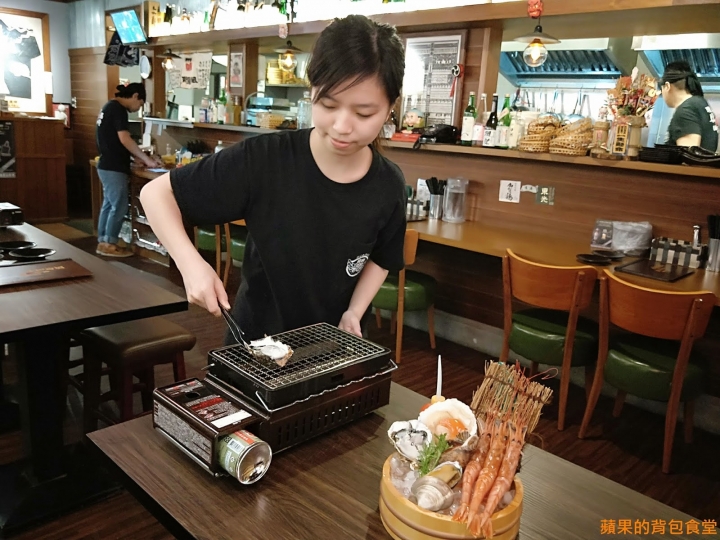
475, 422, 527, 539
466, 420, 508, 531
452, 416, 494, 523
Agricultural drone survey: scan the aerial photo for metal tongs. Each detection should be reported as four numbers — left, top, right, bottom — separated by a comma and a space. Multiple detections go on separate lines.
220, 306, 252, 352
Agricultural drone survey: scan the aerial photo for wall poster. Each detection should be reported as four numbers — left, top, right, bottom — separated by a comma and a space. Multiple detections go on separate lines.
0, 9, 50, 114
400, 32, 466, 132
0, 121, 16, 179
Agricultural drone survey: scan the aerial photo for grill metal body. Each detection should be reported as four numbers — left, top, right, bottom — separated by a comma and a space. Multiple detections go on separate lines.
208, 323, 392, 409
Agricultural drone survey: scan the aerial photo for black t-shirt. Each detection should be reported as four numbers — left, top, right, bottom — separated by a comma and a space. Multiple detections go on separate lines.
667, 95, 719, 152
170, 129, 407, 341
96, 100, 131, 173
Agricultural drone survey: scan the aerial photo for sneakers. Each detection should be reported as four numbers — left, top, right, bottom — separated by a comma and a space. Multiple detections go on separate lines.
96, 242, 134, 258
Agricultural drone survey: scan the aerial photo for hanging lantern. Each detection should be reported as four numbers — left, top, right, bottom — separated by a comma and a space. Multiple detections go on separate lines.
160, 49, 182, 71
275, 40, 301, 73
513, 0, 559, 68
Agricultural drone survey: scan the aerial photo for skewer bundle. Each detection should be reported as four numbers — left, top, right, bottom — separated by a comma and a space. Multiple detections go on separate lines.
470, 361, 553, 434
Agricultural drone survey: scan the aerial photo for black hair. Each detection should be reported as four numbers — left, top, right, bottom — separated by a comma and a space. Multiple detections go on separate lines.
307, 15, 405, 106
662, 61, 704, 97
115, 82, 147, 101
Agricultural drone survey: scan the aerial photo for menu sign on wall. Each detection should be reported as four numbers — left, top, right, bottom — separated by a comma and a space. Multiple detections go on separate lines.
0, 121, 16, 179
400, 33, 465, 130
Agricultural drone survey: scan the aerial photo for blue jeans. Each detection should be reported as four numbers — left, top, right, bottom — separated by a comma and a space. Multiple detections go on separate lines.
97, 169, 129, 244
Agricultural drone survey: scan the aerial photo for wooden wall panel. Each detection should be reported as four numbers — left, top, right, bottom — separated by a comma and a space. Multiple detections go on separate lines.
385, 147, 716, 242
0, 119, 66, 221
69, 48, 109, 199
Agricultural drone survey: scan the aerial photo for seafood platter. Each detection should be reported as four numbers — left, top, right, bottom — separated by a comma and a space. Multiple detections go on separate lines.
153, 322, 396, 484
381, 360, 553, 539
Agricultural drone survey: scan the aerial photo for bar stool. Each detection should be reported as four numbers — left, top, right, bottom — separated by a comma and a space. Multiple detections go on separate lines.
500, 249, 598, 431
372, 229, 436, 363
579, 270, 714, 473
78, 317, 196, 433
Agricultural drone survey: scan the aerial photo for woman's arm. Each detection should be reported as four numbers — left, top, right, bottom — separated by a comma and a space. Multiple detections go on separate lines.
339, 260, 389, 336
139, 174, 229, 315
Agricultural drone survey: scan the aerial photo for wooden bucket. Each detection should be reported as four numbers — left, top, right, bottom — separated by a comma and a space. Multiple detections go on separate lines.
379, 455, 522, 540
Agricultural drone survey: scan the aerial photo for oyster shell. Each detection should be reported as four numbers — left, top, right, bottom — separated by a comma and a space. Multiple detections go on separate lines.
411, 475, 455, 512
417, 398, 478, 439
387, 420, 432, 462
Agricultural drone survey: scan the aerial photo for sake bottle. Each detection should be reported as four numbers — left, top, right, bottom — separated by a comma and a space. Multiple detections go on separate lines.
460, 92, 476, 146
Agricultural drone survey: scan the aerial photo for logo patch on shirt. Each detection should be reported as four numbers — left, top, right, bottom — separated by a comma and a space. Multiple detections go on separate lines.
346, 253, 370, 277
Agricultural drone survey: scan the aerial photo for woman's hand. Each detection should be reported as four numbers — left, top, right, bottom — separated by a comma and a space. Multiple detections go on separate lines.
339, 309, 362, 337
143, 154, 164, 168
179, 258, 230, 316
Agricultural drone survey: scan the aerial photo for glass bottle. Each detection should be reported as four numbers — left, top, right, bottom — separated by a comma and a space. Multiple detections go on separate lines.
297, 90, 313, 129
217, 89, 227, 125
497, 94, 512, 149
233, 95, 243, 126
460, 92, 477, 147
483, 94, 499, 148
472, 93, 486, 147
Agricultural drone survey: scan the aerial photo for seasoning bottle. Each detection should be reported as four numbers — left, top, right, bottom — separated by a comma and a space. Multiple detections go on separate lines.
214, 140, 227, 153
297, 91, 313, 129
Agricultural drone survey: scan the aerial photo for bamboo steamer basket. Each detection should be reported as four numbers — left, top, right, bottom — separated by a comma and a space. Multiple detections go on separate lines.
379, 455, 523, 540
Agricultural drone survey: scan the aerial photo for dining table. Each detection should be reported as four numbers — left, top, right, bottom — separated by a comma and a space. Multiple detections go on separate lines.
0, 223, 188, 536
88, 383, 707, 540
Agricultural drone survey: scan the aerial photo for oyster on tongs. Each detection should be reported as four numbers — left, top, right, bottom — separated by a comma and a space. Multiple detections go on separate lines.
387, 420, 432, 462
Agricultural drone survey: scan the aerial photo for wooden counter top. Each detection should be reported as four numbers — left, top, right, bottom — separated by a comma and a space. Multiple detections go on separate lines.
409, 219, 720, 305
386, 141, 720, 181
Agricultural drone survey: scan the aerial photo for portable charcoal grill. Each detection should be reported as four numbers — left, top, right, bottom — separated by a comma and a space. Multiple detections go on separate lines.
208, 322, 393, 410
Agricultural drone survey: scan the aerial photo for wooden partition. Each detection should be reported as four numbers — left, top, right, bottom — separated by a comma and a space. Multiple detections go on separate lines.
0, 118, 66, 221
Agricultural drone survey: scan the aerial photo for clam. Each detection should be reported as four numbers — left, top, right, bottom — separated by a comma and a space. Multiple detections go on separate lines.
411, 475, 456, 512
426, 461, 462, 489
387, 420, 432, 462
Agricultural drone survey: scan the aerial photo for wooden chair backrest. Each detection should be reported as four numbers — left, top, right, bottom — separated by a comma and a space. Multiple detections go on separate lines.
404, 229, 419, 267
602, 269, 715, 340
503, 249, 597, 311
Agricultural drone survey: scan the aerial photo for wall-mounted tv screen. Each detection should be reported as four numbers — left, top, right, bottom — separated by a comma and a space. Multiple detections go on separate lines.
110, 9, 147, 46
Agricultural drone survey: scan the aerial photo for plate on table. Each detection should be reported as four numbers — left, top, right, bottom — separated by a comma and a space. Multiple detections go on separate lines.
9, 248, 56, 260
0, 241, 36, 252
576, 253, 612, 266
591, 250, 625, 260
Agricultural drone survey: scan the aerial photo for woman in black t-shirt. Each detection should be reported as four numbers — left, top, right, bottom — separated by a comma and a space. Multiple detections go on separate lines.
661, 61, 719, 152
140, 15, 407, 339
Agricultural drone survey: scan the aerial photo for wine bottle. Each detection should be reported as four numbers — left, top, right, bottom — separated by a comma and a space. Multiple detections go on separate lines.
483, 94, 499, 148
460, 92, 477, 146
497, 94, 511, 149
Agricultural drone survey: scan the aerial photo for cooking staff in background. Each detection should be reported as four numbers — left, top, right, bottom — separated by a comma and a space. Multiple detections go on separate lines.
662, 60, 719, 152
95, 83, 162, 258
139, 15, 407, 341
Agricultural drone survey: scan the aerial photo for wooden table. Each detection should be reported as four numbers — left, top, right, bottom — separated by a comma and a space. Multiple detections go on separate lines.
0, 224, 188, 535
409, 219, 720, 305
89, 383, 703, 540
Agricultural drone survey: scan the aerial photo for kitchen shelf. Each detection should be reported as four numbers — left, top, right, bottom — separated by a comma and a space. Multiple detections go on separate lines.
143, 118, 194, 129
264, 83, 309, 88
384, 140, 720, 181
192, 123, 276, 134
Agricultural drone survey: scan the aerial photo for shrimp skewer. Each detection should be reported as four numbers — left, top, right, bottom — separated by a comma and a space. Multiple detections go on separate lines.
452, 417, 493, 523
477, 422, 526, 539
466, 420, 508, 532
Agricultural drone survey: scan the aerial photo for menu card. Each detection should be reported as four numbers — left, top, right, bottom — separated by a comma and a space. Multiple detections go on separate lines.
0, 259, 92, 288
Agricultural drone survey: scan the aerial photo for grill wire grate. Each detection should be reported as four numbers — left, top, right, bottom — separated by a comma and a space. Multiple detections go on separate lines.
210, 323, 388, 390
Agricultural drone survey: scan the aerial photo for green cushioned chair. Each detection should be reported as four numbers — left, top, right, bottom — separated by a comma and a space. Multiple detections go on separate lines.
194, 222, 249, 287
501, 249, 599, 431
371, 230, 436, 363
579, 269, 715, 474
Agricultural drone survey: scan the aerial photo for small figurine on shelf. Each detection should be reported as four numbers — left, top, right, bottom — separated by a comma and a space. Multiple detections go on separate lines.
402, 108, 425, 133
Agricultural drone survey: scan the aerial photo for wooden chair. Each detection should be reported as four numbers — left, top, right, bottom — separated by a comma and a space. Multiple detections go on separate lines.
372, 229, 436, 363
578, 269, 715, 473
194, 223, 248, 288
501, 249, 598, 431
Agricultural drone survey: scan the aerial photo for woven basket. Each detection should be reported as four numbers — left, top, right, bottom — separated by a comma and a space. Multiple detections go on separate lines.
551, 133, 592, 150
557, 117, 592, 135
549, 146, 589, 156
521, 132, 556, 143
256, 112, 285, 129
519, 142, 550, 153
